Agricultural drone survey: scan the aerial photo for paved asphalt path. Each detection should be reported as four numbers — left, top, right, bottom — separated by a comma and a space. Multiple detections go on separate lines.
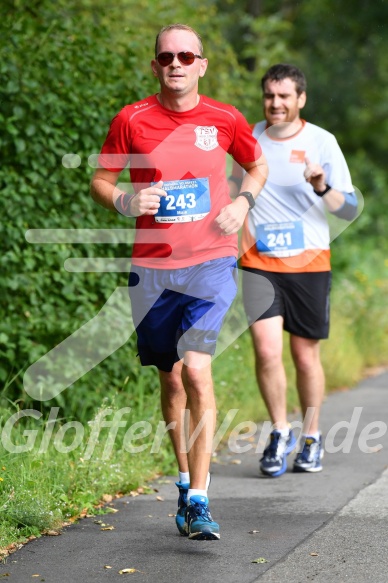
2, 371, 388, 582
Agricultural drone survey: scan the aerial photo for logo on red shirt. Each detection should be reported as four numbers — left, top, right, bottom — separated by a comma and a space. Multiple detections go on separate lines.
194, 126, 219, 151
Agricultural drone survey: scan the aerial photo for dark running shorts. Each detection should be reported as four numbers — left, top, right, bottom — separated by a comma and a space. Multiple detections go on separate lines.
128, 257, 238, 372
242, 267, 332, 340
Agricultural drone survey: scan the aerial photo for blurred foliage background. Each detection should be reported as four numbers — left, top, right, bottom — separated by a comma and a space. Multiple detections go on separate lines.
1, 0, 387, 417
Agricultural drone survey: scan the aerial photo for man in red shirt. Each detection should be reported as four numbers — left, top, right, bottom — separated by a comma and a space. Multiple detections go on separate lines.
91, 23, 267, 540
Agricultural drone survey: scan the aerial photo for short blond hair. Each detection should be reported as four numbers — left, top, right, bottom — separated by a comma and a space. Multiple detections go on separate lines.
155, 24, 203, 57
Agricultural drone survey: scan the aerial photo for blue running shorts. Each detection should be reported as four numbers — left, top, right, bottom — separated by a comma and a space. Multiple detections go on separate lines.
128, 257, 238, 372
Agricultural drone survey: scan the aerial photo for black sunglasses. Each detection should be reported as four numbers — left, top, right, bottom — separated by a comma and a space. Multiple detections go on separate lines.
156, 51, 203, 67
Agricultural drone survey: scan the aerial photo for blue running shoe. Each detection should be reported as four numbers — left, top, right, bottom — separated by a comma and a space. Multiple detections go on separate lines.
293, 435, 324, 473
175, 482, 189, 535
184, 495, 220, 541
260, 429, 297, 477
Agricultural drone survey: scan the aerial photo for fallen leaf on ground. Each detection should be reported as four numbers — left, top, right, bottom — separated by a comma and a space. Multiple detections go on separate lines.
230, 459, 242, 465
102, 494, 113, 503
156, 496, 164, 502
104, 566, 112, 569
168, 514, 176, 517
310, 552, 319, 556
129, 491, 139, 497
8, 546, 23, 554
101, 526, 115, 531
94, 520, 103, 525
105, 507, 119, 513
252, 558, 268, 564
248, 530, 260, 534
31, 575, 40, 578
45, 530, 60, 536
119, 568, 138, 574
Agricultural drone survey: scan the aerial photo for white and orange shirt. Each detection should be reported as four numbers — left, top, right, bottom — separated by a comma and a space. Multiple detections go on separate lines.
239, 120, 354, 273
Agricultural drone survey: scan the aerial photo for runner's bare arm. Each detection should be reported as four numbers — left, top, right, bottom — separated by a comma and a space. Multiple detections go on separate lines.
304, 157, 353, 213
240, 154, 268, 199
90, 169, 166, 216
216, 153, 268, 235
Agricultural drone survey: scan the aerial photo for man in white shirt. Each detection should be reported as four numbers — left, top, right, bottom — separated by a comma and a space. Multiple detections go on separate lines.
229, 63, 358, 477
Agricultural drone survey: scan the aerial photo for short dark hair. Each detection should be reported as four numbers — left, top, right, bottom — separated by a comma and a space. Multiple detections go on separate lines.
155, 24, 203, 57
261, 64, 307, 96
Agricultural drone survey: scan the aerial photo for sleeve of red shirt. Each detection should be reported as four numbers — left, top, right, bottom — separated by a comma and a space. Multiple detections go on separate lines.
98, 108, 131, 172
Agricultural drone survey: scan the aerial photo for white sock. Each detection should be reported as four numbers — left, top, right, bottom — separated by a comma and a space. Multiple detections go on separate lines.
302, 432, 320, 441
276, 426, 290, 437
187, 489, 207, 504
179, 472, 210, 489
179, 471, 190, 484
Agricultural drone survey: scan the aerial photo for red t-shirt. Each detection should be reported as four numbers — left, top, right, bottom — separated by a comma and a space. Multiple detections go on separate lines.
99, 94, 261, 269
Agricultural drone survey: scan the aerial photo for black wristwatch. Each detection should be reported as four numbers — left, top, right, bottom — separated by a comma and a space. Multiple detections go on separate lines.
236, 191, 255, 210
313, 184, 332, 197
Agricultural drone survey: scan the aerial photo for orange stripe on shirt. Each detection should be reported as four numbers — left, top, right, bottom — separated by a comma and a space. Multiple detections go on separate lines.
240, 227, 331, 273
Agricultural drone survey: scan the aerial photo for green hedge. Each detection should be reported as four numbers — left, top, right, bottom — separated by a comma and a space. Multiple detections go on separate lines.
0, 1, 158, 413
